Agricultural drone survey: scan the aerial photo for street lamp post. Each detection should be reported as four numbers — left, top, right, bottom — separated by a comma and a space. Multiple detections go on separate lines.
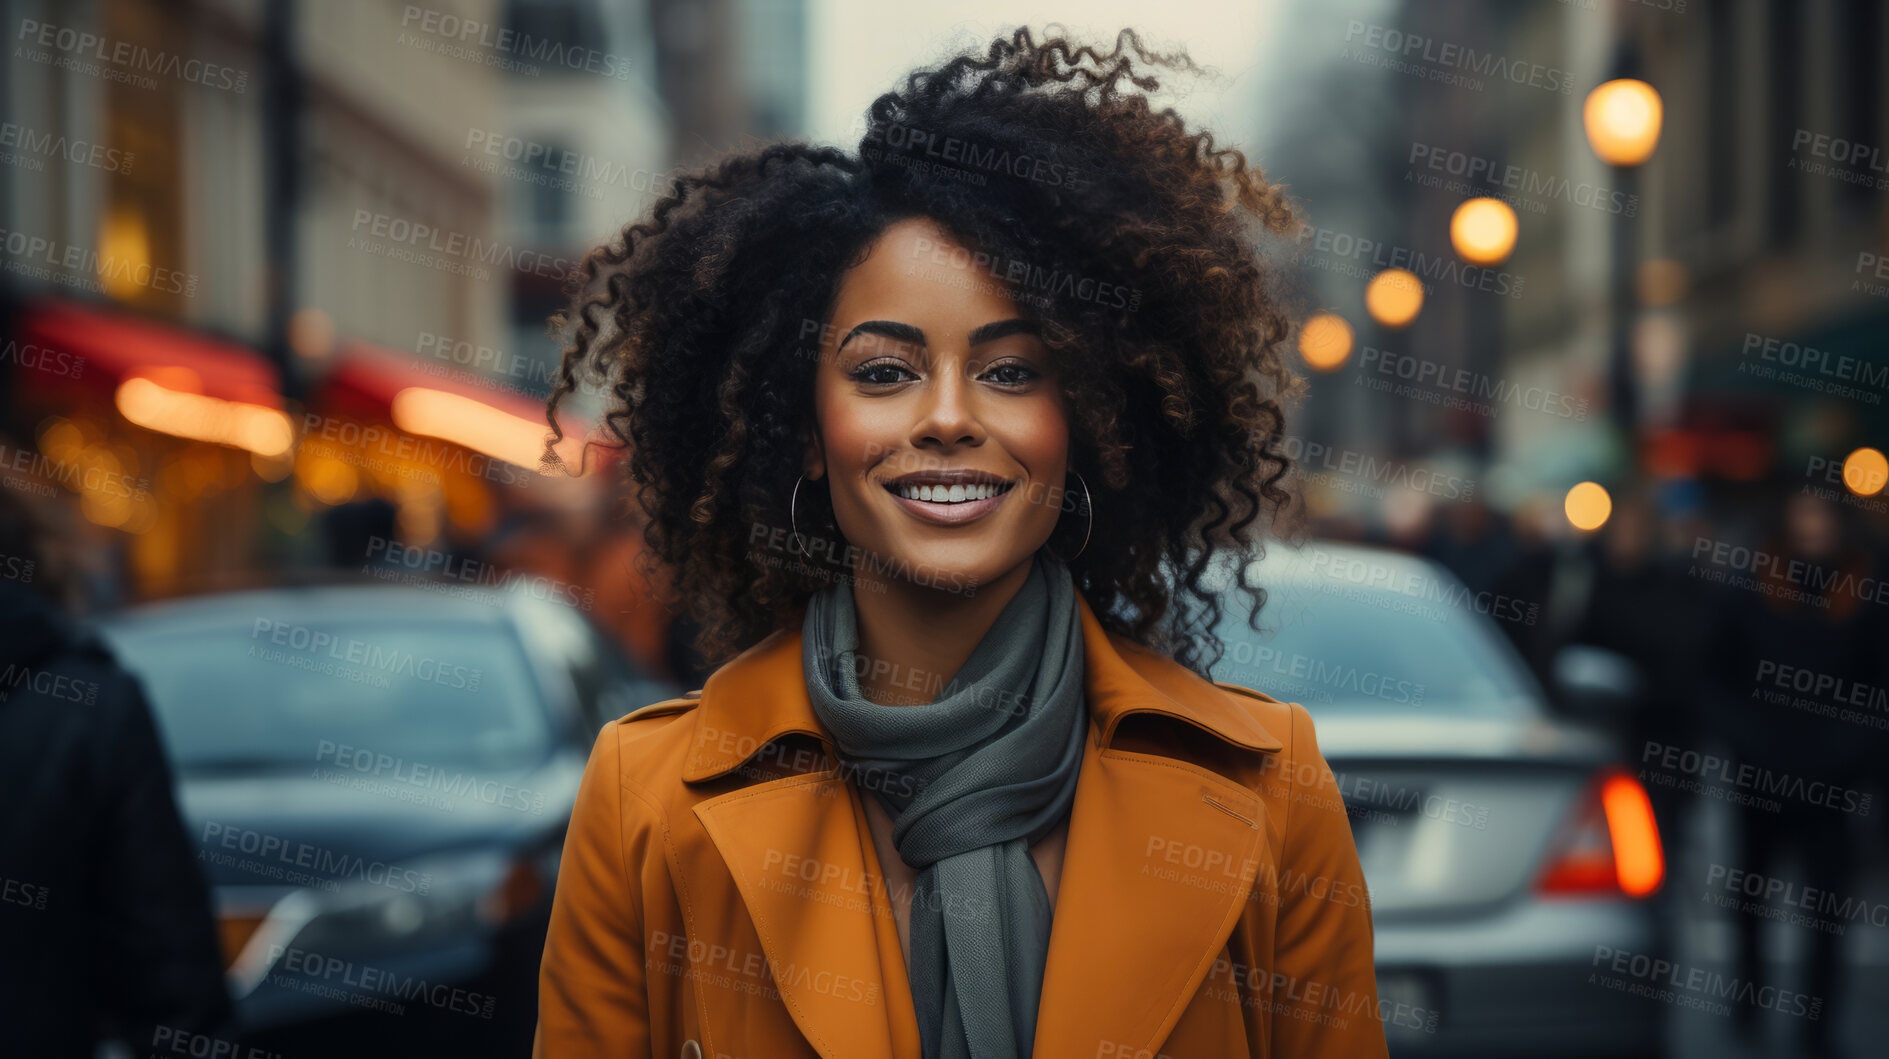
1584, 74, 1663, 434
263, 0, 304, 409
1446, 195, 1519, 462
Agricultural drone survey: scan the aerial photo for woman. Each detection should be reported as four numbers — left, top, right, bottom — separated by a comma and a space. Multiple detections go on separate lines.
533, 28, 1387, 1059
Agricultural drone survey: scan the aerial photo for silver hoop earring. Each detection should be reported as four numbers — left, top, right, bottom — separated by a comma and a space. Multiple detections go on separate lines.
790, 474, 810, 556
1044, 471, 1092, 563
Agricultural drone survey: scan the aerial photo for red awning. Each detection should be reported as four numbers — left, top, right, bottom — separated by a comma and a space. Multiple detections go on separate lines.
13, 297, 282, 407
317, 340, 606, 472
321, 340, 553, 424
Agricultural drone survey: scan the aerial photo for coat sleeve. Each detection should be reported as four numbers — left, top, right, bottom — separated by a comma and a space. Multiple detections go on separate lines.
1265, 702, 1390, 1058
534, 722, 655, 1057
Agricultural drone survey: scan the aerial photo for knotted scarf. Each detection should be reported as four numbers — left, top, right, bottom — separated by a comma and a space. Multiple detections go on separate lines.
801, 552, 1087, 1059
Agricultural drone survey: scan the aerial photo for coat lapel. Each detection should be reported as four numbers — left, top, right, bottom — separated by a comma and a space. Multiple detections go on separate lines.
692, 771, 916, 1059
681, 594, 1285, 1059
683, 628, 920, 1059
1031, 597, 1284, 1056
1031, 740, 1274, 1055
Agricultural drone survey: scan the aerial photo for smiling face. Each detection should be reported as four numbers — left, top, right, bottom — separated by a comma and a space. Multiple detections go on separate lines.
803, 216, 1071, 597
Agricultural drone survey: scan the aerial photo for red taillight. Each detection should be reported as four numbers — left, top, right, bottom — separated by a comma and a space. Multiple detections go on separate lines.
217, 914, 266, 968
1600, 773, 1665, 895
478, 857, 547, 925
1535, 769, 1664, 898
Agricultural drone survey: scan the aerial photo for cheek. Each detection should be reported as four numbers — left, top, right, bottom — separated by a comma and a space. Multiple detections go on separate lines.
1025, 396, 1071, 466
998, 397, 1070, 498
818, 396, 907, 473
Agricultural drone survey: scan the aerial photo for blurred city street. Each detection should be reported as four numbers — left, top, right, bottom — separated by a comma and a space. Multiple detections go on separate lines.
1, 0, 1886, 1056
1662, 798, 1889, 1058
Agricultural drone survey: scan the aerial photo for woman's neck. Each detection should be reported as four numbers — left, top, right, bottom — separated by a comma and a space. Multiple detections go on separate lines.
848, 559, 1034, 706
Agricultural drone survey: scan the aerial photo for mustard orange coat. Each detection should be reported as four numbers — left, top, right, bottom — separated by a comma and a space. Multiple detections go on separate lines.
533, 592, 1390, 1059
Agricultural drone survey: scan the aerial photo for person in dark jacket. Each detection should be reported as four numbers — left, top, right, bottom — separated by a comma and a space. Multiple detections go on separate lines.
0, 490, 233, 1058
1704, 492, 1881, 1058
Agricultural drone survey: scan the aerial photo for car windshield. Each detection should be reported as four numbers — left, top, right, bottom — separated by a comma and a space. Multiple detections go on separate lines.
102, 617, 554, 771
1208, 554, 1541, 717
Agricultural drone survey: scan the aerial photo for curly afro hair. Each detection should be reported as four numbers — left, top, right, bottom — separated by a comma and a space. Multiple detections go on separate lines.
543, 26, 1305, 677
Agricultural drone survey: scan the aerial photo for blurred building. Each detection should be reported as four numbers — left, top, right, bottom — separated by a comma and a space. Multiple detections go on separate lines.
1458, 0, 1889, 546
296, 0, 506, 357
494, 0, 667, 391
1254, 0, 1889, 549
0, 0, 687, 609
1627, 0, 1889, 530
648, 0, 808, 167
0, 0, 307, 600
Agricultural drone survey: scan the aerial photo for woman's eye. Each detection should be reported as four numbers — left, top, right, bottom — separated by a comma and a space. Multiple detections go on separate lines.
981, 362, 1039, 386
851, 361, 917, 386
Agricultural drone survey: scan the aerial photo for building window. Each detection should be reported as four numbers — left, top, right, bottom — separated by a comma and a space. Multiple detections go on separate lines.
504, 0, 607, 74
527, 142, 574, 244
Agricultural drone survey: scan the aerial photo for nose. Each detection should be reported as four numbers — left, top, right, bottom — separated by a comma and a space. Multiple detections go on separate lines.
908, 356, 985, 451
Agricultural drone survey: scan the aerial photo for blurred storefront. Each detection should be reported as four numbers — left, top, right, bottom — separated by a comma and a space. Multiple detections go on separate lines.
0, 0, 686, 668
2, 297, 288, 602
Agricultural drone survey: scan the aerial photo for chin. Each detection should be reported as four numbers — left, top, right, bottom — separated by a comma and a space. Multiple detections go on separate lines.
864, 541, 1027, 599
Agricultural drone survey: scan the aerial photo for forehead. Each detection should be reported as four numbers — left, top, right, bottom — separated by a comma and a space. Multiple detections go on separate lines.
826, 218, 1026, 345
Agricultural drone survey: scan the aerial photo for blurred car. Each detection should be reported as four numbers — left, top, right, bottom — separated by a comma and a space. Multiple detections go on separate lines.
1204, 542, 1667, 1059
92, 581, 679, 1054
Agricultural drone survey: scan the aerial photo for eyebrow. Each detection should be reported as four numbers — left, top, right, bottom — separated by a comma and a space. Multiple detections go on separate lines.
836, 317, 1040, 354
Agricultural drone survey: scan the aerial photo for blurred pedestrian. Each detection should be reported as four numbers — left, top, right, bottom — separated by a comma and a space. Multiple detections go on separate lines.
1567, 489, 1707, 784
1423, 496, 1516, 597
1492, 494, 1585, 682
1556, 488, 1708, 997
318, 494, 399, 570
0, 489, 233, 1058
1705, 491, 1880, 1057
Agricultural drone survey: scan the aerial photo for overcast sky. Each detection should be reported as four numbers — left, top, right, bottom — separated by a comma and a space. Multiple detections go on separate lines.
804, 0, 1286, 153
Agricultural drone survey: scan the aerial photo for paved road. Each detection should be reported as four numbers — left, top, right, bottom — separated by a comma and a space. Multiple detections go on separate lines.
1662, 793, 1888, 1059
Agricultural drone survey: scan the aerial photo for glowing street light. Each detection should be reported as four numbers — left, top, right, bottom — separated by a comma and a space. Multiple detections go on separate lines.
1565, 481, 1612, 531
1450, 198, 1518, 267
392, 387, 553, 471
1584, 79, 1663, 166
115, 377, 294, 457
1365, 268, 1424, 329
1297, 312, 1354, 372
1843, 447, 1887, 497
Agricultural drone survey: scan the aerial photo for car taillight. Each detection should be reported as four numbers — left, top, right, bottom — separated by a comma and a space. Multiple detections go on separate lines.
1535, 768, 1664, 898
217, 914, 267, 968
477, 855, 548, 925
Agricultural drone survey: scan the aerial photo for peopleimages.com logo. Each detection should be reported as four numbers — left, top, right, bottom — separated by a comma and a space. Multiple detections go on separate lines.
14, 18, 250, 93
397, 5, 632, 79
1341, 21, 1574, 95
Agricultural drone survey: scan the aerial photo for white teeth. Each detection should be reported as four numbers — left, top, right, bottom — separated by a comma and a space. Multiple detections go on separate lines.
895, 481, 1010, 503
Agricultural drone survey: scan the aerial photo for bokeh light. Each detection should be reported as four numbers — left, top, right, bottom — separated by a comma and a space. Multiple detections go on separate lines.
1584, 79, 1664, 166
1843, 447, 1887, 497
289, 308, 337, 361
115, 377, 295, 458
97, 205, 153, 302
1365, 268, 1424, 329
1450, 198, 1518, 267
1601, 774, 1665, 897
1296, 312, 1355, 372
1565, 481, 1612, 531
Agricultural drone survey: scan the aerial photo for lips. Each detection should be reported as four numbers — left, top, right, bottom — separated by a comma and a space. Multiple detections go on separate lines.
880, 471, 1018, 526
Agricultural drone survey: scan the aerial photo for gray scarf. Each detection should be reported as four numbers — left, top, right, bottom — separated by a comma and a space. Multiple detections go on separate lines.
801, 552, 1087, 1059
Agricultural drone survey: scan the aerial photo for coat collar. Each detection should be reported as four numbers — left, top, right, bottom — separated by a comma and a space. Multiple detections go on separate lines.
680, 589, 1283, 783
682, 588, 1290, 1059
